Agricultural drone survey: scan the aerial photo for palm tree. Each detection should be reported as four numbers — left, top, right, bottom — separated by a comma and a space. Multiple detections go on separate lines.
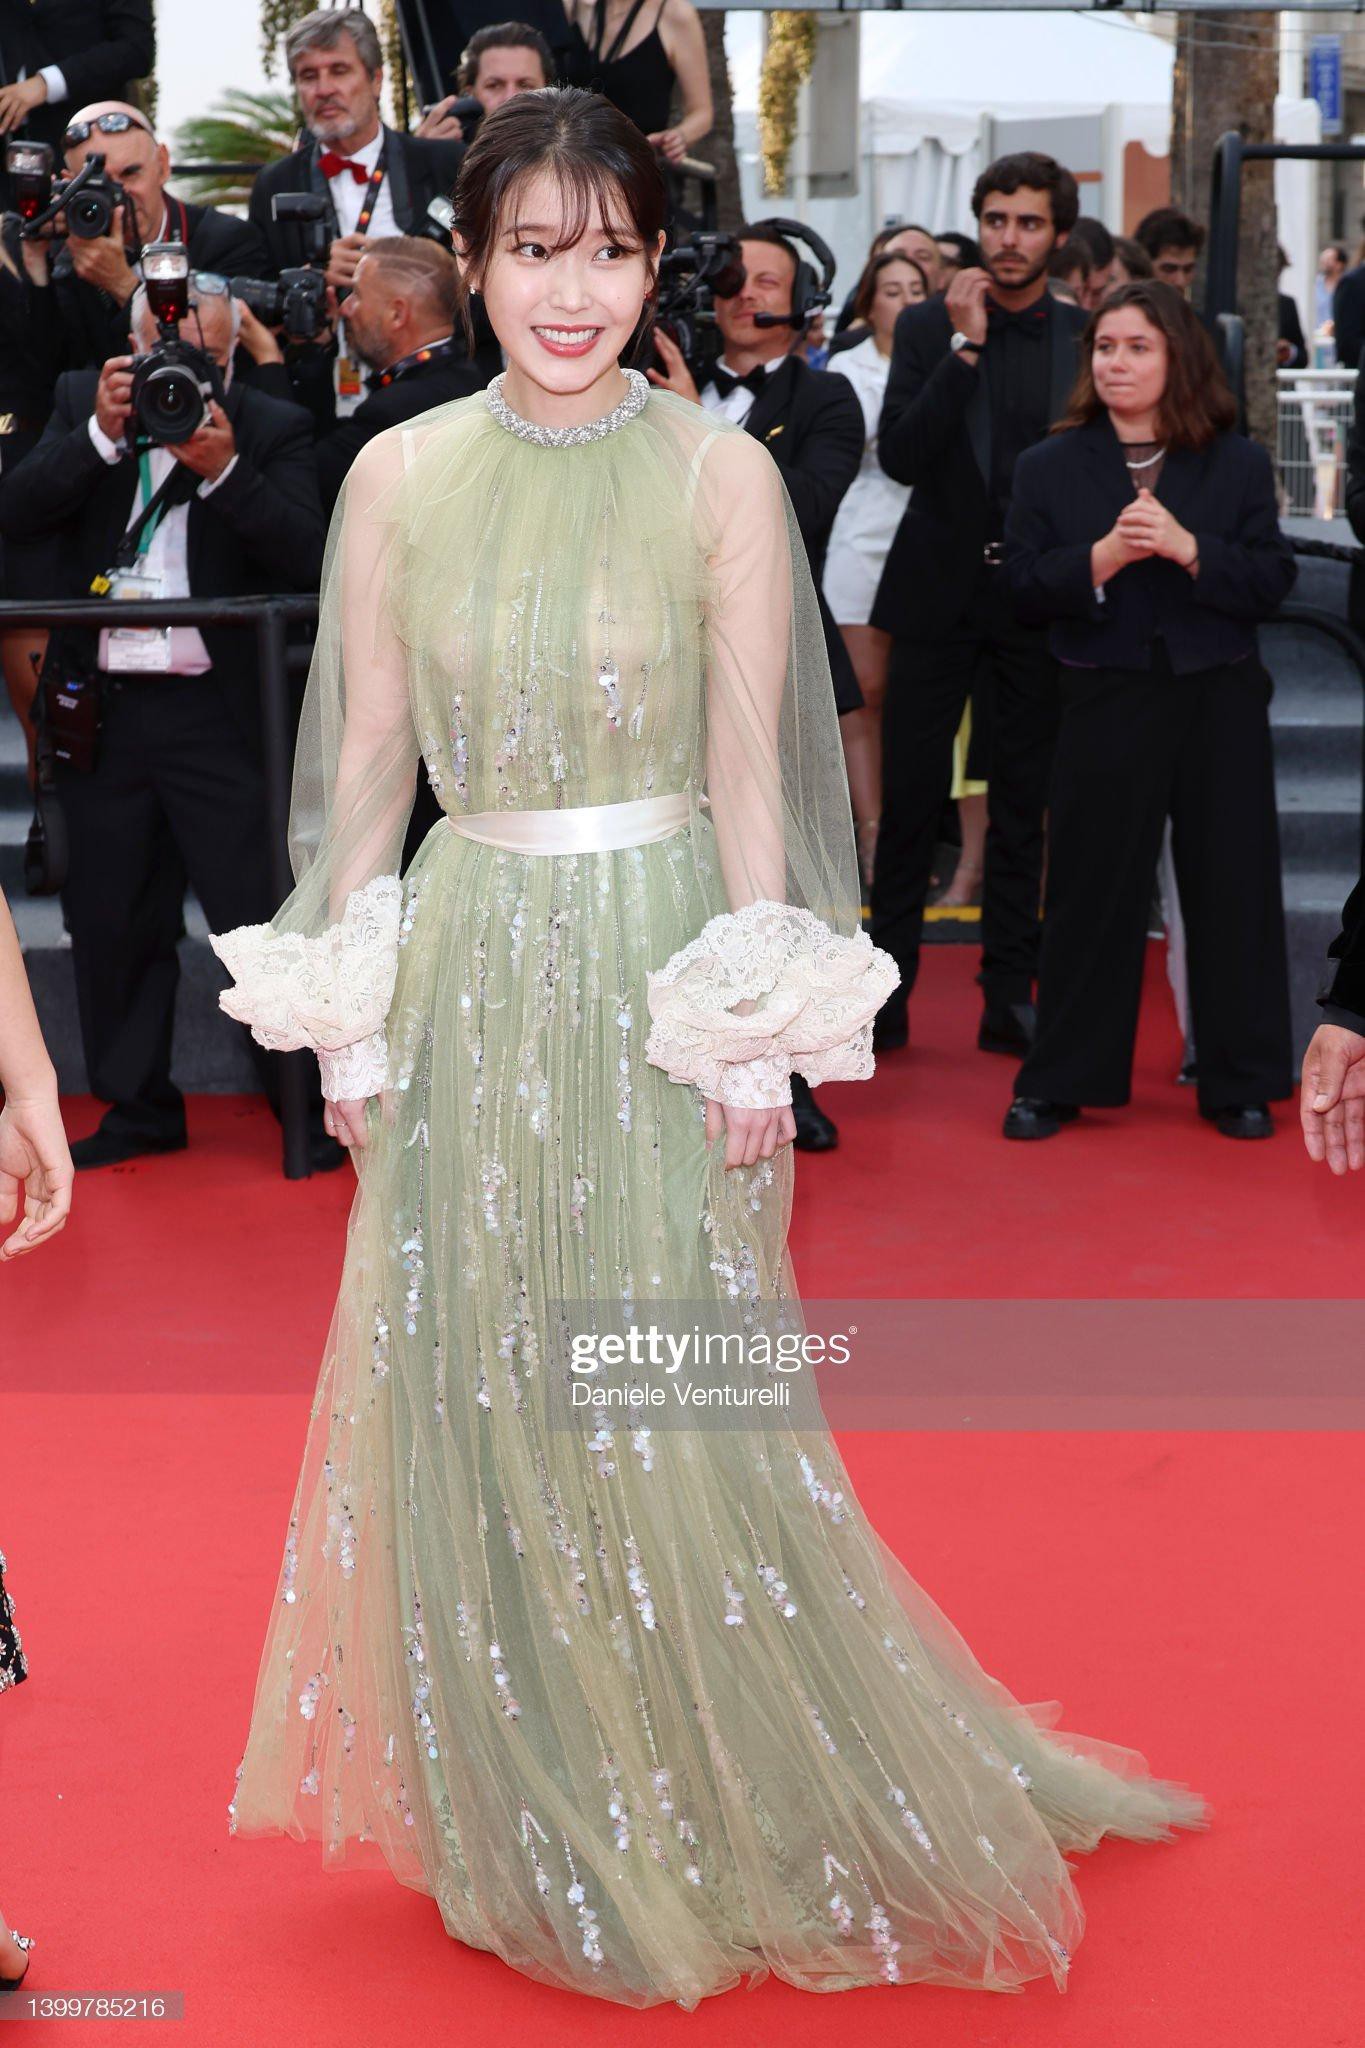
171, 90, 300, 209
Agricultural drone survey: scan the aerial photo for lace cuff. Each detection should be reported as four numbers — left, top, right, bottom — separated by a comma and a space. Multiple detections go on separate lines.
208, 875, 403, 1072
317, 1029, 390, 1103
643, 899, 900, 1111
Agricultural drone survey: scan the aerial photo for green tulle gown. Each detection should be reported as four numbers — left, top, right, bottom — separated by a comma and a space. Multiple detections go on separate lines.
212, 366, 1208, 2011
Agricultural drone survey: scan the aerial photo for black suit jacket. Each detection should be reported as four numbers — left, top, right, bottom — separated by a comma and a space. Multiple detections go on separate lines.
249, 128, 464, 269
32, 199, 272, 377
0, 0, 154, 156
255, 352, 484, 518
729, 350, 864, 712
870, 292, 1088, 640
1003, 415, 1295, 674
0, 368, 324, 748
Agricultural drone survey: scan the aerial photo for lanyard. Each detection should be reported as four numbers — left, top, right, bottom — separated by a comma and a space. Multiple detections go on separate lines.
367, 336, 458, 390
354, 146, 387, 236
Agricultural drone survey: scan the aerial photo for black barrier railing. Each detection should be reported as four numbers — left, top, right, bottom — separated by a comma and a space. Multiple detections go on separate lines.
1278, 572, 1365, 874
0, 592, 318, 1180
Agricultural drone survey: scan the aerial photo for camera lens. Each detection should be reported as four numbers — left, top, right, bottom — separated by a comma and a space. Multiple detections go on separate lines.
68, 190, 113, 239
135, 362, 206, 444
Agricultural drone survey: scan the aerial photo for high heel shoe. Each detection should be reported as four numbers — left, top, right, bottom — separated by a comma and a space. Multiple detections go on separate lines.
0, 1932, 33, 1992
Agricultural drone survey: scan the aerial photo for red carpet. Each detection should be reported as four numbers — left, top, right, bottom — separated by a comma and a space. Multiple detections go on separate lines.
1, 944, 1360, 2045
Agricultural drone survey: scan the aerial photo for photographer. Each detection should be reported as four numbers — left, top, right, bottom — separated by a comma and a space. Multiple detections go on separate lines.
238, 236, 482, 517
19, 100, 270, 374
0, 278, 328, 1170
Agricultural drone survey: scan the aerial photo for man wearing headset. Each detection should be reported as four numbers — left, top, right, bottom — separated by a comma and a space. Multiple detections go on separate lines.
647, 219, 865, 1154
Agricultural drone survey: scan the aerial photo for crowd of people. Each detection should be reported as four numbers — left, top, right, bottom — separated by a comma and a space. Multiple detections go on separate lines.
0, 2, 1329, 1175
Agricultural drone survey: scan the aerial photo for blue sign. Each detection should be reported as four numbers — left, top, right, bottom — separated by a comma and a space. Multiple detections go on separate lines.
1310, 34, 1343, 137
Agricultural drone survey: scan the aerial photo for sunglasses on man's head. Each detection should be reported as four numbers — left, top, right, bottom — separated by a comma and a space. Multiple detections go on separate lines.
63, 112, 153, 147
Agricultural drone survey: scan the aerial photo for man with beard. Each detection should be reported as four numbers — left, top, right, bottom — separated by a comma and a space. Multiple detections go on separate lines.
868, 151, 1086, 1058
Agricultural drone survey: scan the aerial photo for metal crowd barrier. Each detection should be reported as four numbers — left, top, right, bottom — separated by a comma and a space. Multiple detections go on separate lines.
0, 592, 319, 1179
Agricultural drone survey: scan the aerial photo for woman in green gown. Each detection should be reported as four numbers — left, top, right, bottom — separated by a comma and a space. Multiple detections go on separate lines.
210, 89, 1208, 2011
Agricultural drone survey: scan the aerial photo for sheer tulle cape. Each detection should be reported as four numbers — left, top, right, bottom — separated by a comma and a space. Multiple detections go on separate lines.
217, 385, 1208, 2011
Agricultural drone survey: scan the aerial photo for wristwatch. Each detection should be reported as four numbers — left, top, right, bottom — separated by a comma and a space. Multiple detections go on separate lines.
949, 331, 983, 356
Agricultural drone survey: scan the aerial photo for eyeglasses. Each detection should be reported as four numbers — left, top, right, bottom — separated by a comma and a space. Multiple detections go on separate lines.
63, 111, 153, 147
189, 272, 231, 297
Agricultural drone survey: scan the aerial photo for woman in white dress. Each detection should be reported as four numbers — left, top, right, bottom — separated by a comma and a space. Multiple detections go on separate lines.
823, 254, 928, 886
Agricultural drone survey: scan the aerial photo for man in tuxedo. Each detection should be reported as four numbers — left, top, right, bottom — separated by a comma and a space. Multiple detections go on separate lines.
18, 100, 269, 375
870, 150, 1087, 1057
416, 19, 558, 151
0, 0, 153, 163
648, 221, 864, 1151
0, 282, 331, 1169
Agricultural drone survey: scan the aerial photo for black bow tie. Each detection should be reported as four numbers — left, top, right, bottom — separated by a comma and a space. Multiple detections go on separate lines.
711, 363, 769, 400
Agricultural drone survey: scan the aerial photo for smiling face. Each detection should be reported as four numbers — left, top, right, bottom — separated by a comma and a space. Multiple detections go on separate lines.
466, 166, 663, 393
977, 185, 1061, 295
1091, 304, 1168, 424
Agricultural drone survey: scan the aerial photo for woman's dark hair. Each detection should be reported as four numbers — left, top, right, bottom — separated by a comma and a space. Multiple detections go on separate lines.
971, 151, 1080, 236
1053, 279, 1237, 449
448, 86, 667, 360
851, 249, 930, 324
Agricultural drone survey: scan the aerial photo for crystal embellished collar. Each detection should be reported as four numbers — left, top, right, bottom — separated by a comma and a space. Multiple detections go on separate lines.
483, 365, 650, 446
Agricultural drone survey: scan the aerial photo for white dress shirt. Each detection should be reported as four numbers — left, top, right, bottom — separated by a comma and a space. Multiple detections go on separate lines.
325, 126, 398, 241
88, 414, 239, 673
697, 351, 786, 427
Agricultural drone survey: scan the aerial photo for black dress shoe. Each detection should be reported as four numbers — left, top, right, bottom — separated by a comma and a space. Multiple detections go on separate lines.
70, 1129, 187, 1170
872, 1002, 908, 1052
1002, 1096, 1080, 1141
1200, 1102, 1273, 1140
309, 1133, 351, 1173
790, 1073, 838, 1151
978, 999, 1037, 1057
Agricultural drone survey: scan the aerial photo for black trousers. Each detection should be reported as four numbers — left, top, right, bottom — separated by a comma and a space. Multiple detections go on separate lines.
1016, 649, 1294, 1113
871, 567, 1060, 1008
57, 670, 287, 1144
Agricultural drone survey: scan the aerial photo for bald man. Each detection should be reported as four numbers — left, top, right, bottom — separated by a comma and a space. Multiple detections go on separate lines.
20, 98, 269, 377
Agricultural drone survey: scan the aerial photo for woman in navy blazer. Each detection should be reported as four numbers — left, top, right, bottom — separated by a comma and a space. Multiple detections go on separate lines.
1000, 280, 1296, 1141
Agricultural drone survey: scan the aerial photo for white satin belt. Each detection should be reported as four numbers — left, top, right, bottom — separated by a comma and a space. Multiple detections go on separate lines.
447, 790, 694, 855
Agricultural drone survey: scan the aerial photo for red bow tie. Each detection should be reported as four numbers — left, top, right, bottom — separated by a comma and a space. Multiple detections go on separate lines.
319, 150, 369, 184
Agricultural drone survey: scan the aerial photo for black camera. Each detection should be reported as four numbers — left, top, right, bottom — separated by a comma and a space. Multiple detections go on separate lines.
14, 148, 129, 243
649, 230, 746, 383
127, 243, 227, 443
231, 267, 329, 342
230, 191, 330, 341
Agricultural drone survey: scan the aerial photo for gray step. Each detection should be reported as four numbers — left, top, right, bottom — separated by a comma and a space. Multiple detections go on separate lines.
1271, 719, 1363, 777
25, 933, 257, 1094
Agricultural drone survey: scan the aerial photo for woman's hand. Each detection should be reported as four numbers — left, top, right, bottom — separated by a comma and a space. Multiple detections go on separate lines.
645, 324, 701, 403
647, 126, 688, 164
324, 1096, 375, 1151
1116, 487, 1199, 570
1091, 520, 1153, 585
705, 1097, 797, 1169
0, 1088, 73, 1260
